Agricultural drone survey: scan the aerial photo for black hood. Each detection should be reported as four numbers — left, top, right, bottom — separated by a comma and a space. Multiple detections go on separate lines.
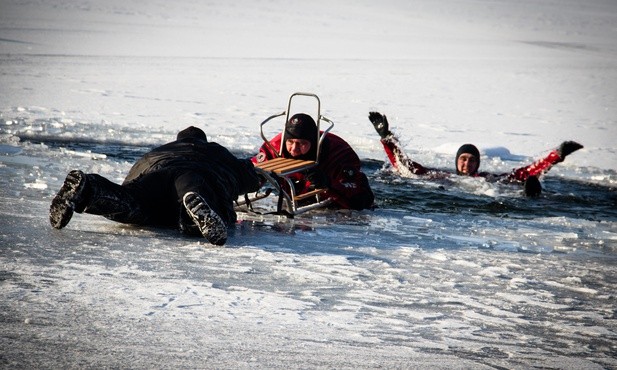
282, 113, 318, 160
455, 143, 480, 175
176, 126, 208, 142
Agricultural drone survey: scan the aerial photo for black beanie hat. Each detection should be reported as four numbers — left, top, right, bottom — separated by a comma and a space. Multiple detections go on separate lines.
177, 126, 208, 141
285, 113, 318, 141
283, 113, 319, 160
455, 143, 480, 175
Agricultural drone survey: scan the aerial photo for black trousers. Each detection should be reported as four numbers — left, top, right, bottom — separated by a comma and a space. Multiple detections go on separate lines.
81, 169, 236, 229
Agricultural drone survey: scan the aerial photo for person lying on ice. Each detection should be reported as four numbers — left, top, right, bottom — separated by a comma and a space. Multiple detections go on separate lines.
368, 111, 583, 197
50, 126, 261, 245
253, 113, 375, 210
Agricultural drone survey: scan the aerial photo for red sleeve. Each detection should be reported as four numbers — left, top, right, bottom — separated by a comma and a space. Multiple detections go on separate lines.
508, 150, 562, 182
380, 135, 428, 175
251, 133, 282, 164
317, 134, 374, 210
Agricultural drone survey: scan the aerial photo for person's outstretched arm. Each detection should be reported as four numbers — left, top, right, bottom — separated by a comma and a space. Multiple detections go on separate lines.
368, 112, 428, 176
508, 141, 583, 182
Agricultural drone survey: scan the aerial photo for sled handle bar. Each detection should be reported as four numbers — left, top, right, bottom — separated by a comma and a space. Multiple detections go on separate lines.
259, 111, 287, 156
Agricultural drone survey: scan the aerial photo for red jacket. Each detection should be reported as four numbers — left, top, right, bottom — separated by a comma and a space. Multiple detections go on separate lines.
253, 132, 374, 210
379, 135, 563, 182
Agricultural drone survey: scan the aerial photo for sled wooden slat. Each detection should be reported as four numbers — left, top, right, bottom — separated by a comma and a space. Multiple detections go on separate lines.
293, 188, 326, 201
255, 157, 316, 175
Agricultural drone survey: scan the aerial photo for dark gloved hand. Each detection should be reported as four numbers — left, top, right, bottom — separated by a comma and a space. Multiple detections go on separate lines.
368, 112, 391, 139
524, 175, 542, 198
557, 141, 583, 159
307, 170, 328, 189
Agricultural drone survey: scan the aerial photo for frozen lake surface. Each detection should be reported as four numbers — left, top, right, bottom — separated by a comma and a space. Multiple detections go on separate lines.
1, 0, 616, 368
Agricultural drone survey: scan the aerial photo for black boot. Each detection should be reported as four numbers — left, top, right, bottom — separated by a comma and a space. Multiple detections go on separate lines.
182, 192, 228, 245
50, 170, 89, 229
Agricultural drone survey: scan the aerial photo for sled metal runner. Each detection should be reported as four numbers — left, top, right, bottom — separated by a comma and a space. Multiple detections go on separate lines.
242, 92, 335, 217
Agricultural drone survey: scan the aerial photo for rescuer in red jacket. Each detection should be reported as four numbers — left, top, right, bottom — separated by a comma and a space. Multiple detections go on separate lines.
253, 113, 375, 210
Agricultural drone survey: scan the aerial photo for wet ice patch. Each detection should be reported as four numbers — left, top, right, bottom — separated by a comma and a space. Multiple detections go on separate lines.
59, 147, 107, 160
23, 180, 47, 190
0, 144, 22, 155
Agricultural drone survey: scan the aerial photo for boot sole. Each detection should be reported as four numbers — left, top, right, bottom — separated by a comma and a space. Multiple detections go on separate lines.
49, 170, 86, 229
183, 192, 228, 246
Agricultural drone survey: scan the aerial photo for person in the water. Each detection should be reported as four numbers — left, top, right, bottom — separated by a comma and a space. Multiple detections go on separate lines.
368, 111, 583, 196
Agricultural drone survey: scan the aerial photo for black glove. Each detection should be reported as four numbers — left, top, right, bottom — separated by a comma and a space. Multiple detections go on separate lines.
307, 170, 328, 189
557, 141, 583, 159
368, 112, 391, 139
524, 175, 542, 197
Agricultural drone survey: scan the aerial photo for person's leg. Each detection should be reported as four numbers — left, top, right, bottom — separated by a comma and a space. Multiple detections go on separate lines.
84, 173, 149, 223
50, 170, 147, 229
174, 172, 230, 245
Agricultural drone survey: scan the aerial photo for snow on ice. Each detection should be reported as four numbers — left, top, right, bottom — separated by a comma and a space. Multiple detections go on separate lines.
1, 0, 616, 368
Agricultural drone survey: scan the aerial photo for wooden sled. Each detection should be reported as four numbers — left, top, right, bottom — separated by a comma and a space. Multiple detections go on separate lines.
238, 92, 334, 217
